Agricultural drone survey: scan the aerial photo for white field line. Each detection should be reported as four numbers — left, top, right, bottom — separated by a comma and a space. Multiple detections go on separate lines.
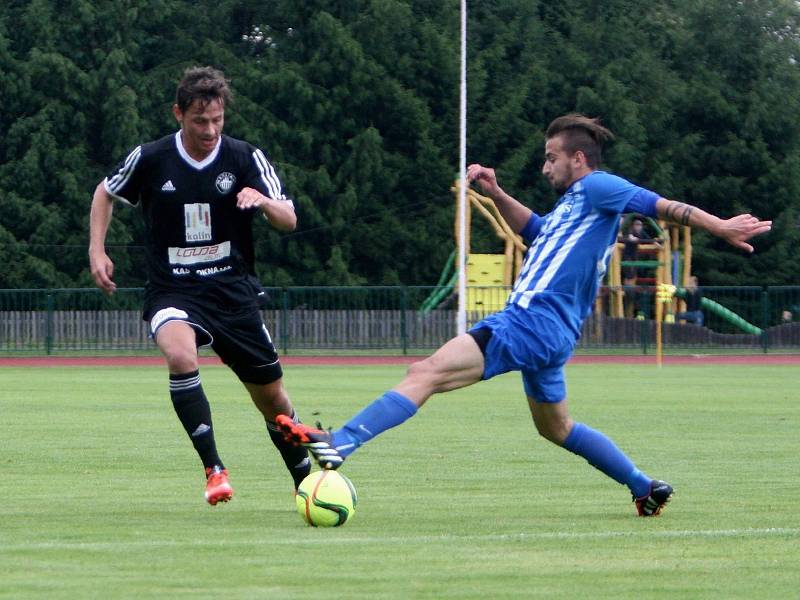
2, 527, 798, 552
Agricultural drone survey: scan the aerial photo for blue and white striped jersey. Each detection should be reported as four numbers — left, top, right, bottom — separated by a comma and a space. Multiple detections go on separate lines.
509, 171, 659, 336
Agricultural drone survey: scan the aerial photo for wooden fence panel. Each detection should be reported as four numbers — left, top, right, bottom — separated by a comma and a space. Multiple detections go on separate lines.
1, 309, 798, 353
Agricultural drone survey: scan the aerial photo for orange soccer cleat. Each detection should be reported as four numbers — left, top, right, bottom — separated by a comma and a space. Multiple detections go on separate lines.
204, 466, 233, 505
275, 415, 345, 470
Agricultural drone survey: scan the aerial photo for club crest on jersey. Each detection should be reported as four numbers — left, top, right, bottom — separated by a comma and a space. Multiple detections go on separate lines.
215, 172, 236, 194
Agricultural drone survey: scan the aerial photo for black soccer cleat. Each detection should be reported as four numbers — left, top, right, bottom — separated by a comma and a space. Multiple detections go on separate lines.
275, 414, 345, 470
633, 480, 674, 516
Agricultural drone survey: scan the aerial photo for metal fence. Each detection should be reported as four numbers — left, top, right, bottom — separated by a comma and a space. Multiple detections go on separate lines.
1, 286, 799, 355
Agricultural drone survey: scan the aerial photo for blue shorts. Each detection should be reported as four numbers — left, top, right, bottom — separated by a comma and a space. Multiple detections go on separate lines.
469, 304, 575, 403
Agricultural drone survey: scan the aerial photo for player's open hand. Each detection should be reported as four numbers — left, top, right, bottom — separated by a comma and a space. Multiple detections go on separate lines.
716, 214, 772, 253
90, 251, 117, 295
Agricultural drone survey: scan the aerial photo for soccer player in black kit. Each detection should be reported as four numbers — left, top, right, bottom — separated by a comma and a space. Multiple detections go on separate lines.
89, 66, 310, 505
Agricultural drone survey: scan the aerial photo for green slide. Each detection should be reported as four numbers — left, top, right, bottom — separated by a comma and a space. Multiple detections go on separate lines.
675, 288, 763, 335
420, 250, 457, 314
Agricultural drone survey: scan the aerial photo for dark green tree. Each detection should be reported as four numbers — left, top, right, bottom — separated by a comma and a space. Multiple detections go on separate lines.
1, 0, 799, 290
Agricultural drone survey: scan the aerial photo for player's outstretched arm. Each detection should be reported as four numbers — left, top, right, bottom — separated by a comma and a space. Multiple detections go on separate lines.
88, 182, 117, 295
236, 187, 297, 231
466, 164, 533, 234
655, 198, 772, 253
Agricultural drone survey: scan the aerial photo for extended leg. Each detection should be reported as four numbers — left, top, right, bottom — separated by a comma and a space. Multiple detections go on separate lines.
277, 334, 485, 468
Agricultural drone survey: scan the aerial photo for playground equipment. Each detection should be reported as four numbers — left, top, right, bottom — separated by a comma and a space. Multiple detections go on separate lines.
606, 216, 675, 318
420, 181, 525, 314
606, 219, 763, 336
455, 180, 526, 311
673, 287, 763, 335
608, 218, 700, 321
654, 284, 764, 366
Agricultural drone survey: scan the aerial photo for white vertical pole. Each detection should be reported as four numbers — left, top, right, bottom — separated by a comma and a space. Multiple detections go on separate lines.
456, 0, 468, 335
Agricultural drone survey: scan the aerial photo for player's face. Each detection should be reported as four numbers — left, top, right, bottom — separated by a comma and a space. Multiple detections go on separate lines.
174, 98, 225, 160
542, 135, 577, 195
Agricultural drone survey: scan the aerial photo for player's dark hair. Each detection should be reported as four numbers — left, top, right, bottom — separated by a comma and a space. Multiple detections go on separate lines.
545, 114, 614, 168
175, 66, 232, 113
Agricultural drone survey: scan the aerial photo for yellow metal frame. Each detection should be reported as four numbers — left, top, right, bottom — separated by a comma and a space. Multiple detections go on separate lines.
607, 220, 694, 365
607, 221, 693, 320
452, 181, 526, 312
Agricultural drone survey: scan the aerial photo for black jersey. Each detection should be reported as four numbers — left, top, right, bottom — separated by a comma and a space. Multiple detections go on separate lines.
104, 132, 293, 300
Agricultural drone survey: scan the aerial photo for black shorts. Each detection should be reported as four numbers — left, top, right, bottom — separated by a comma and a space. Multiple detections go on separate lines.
467, 326, 492, 355
144, 293, 283, 385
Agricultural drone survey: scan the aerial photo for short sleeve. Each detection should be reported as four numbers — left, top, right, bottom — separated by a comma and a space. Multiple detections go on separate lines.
583, 171, 657, 215
247, 148, 294, 208
519, 212, 543, 244
103, 146, 143, 206
624, 189, 660, 217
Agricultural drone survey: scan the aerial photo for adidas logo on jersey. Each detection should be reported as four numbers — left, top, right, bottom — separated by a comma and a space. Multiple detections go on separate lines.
161, 180, 176, 192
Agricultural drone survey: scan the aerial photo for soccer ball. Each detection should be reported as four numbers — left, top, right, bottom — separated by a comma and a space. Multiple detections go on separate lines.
295, 470, 357, 527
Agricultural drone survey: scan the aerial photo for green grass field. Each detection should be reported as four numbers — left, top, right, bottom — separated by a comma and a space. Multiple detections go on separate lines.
1, 364, 798, 599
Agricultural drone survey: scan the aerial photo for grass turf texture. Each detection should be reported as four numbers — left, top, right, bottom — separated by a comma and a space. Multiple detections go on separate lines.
1, 364, 798, 599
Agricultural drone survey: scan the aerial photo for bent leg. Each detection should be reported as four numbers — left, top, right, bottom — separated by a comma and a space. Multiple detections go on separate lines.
395, 334, 486, 406
156, 320, 200, 374
528, 397, 652, 498
245, 378, 293, 420
246, 380, 310, 489
527, 397, 574, 445
332, 334, 486, 456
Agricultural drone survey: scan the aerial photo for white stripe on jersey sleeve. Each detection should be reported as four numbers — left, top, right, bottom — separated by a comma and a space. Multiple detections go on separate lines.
252, 149, 285, 201
104, 145, 142, 204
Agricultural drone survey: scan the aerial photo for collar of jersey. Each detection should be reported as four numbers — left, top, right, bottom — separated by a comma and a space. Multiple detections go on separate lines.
174, 131, 221, 170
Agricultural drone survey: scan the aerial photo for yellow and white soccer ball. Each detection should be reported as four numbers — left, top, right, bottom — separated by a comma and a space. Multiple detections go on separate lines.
295, 470, 357, 527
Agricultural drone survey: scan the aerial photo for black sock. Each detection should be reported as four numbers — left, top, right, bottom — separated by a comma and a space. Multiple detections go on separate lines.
169, 370, 223, 471
266, 412, 311, 489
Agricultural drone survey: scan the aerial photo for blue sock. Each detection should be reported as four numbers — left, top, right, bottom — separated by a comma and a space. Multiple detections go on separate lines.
331, 391, 418, 457
563, 422, 652, 498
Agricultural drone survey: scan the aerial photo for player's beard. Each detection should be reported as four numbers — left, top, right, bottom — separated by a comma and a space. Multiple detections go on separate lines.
551, 164, 573, 195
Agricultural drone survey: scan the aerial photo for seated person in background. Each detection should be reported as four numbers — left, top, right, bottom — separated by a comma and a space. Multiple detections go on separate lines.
676, 275, 704, 326
620, 217, 660, 318
622, 218, 647, 284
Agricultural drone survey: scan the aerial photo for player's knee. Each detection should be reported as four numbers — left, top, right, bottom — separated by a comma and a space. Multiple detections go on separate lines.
405, 358, 443, 387
537, 426, 567, 446
405, 359, 427, 380
163, 346, 198, 373
534, 416, 572, 445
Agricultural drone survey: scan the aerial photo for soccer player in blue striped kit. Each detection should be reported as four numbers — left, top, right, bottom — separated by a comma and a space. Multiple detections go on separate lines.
278, 114, 771, 516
